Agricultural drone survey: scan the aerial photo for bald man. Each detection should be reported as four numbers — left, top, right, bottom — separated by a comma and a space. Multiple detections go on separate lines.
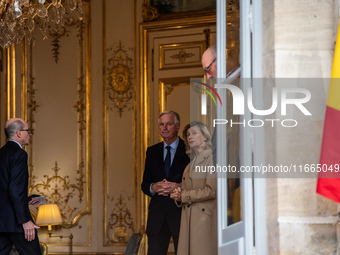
202, 44, 239, 79
202, 45, 217, 79
0, 118, 41, 254
202, 46, 241, 225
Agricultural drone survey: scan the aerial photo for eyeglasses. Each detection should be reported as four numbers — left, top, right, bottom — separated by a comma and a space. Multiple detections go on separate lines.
21, 129, 32, 135
204, 58, 216, 75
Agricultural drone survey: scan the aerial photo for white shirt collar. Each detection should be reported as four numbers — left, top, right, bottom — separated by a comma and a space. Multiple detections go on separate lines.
163, 136, 179, 150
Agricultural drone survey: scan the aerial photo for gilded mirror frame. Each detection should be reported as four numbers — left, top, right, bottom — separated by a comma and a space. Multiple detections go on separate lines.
142, 0, 216, 22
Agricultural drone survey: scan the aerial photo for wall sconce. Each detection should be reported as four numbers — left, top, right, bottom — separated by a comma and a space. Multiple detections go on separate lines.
36, 204, 73, 254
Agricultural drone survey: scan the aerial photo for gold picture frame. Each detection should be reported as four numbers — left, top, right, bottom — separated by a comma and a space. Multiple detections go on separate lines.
142, 0, 216, 22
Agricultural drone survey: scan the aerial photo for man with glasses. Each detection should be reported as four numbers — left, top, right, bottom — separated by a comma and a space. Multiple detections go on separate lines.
202, 45, 217, 78
0, 118, 41, 254
202, 45, 241, 225
202, 44, 239, 78
201, 45, 240, 157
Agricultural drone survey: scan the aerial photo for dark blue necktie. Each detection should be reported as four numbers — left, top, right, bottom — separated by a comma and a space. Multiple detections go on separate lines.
164, 146, 171, 178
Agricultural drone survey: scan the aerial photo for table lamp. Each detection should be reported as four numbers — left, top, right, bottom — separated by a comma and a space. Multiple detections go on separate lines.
36, 204, 73, 254
36, 204, 63, 236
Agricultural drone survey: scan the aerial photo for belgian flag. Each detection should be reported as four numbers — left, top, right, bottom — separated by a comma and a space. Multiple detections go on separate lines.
316, 21, 340, 203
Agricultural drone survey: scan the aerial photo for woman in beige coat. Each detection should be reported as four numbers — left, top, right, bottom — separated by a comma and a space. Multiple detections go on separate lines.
171, 121, 217, 255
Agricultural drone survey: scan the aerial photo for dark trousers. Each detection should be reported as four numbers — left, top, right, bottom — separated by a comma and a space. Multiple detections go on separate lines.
0, 231, 41, 255
147, 219, 179, 255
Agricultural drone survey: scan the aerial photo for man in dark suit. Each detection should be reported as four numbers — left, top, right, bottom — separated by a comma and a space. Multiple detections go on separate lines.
141, 111, 190, 255
0, 118, 41, 255
202, 45, 241, 225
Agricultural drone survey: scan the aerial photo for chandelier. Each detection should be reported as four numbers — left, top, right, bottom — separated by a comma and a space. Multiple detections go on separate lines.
0, 0, 84, 48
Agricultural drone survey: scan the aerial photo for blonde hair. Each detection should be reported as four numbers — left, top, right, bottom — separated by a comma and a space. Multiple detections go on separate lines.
182, 121, 212, 157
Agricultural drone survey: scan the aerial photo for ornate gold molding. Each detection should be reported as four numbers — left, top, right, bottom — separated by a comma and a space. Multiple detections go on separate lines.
28, 20, 88, 227
31, 161, 88, 228
142, 0, 159, 22
105, 194, 134, 244
170, 49, 195, 63
27, 42, 39, 189
25, 1, 92, 242
107, 41, 134, 117
4, 45, 16, 119
47, 7, 85, 63
159, 42, 206, 70
50, 27, 69, 63
21, 40, 27, 120
142, 0, 215, 22
49, 14, 86, 63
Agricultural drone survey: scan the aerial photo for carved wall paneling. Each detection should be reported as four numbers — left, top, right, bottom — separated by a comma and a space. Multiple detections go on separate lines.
0, 0, 142, 253
159, 42, 205, 70
106, 193, 134, 244
103, 41, 136, 246
18, 1, 93, 252
107, 41, 134, 117
27, 41, 39, 196
102, 0, 137, 251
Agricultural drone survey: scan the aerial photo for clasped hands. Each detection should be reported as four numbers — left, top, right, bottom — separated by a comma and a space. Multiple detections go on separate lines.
170, 186, 182, 201
151, 179, 182, 197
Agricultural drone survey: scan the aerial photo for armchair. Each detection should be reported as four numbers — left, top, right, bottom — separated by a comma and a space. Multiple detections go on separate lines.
124, 232, 146, 255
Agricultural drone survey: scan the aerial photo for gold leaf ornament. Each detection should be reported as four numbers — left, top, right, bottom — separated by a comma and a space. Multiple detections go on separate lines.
110, 64, 131, 94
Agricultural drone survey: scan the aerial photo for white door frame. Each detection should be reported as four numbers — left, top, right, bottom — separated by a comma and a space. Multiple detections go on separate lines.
216, 0, 266, 254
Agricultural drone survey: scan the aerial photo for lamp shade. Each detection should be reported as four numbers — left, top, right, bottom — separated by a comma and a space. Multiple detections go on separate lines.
35, 204, 63, 226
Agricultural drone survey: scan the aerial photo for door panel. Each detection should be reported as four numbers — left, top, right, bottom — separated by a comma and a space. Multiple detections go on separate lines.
217, 0, 251, 254
140, 18, 216, 254
217, 0, 266, 254
151, 26, 216, 143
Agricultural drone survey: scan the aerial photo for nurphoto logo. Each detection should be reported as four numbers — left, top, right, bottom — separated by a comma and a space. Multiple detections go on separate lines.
196, 81, 312, 128
195, 82, 222, 115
